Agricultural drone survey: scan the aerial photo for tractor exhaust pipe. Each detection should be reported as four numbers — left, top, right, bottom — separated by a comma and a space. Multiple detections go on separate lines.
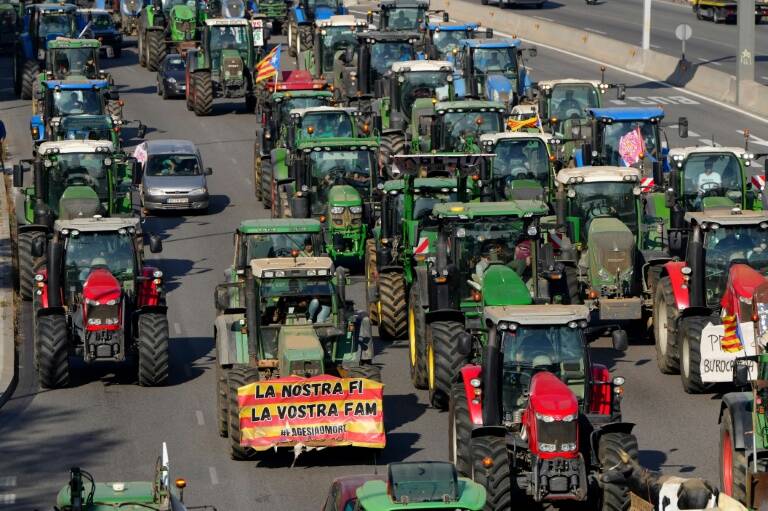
482, 324, 501, 426
245, 273, 259, 358
47, 234, 63, 308
689, 226, 705, 307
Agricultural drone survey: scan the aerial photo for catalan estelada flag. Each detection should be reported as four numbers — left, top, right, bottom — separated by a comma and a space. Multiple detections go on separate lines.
255, 45, 281, 83
507, 116, 539, 132
721, 314, 745, 353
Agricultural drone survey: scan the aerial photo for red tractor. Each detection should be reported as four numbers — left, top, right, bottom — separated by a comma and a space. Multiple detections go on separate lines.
32, 216, 168, 388
449, 304, 637, 510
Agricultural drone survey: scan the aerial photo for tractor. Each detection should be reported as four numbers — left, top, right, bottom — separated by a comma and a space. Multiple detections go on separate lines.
375, 0, 430, 32
0, 0, 21, 51
138, 0, 205, 72
450, 304, 637, 510
118, 0, 145, 35
552, 166, 668, 344
32, 216, 167, 388
41, 38, 105, 83
455, 38, 536, 111
653, 209, 768, 393
412, 99, 506, 154
424, 20, 489, 62
719, 280, 768, 510
76, 8, 124, 58
213, 256, 378, 459
535, 74, 626, 132
47, 114, 125, 150
298, 15, 366, 83
185, 18, 258, 116
14, 3, 78, 99
479, 132, 557, 204
286, 0, 347, 57
247, 0, 291, 35
13, 140, 137, 300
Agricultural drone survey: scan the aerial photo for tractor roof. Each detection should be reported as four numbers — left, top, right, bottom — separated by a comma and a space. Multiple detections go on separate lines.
265, 70, 329, 92
391, 60, 453, 73
359, 30, 422, 41
510, 103, 538, 116
428, 21, 478, 30
205, 17, 249, 26
35, 4, 76, 12
383, 177, 458, 192
49, 37, 101, 48
238, 218, 322, 234
56, 481, 159, 510
315, 14, 367, 27
459, 38, 521, 49
434, 100, 505, 112
538, 78, 602, 88
379, 0, 430, 7
289, 105, 356, 117
296, 137, 378, 150
144, 139, 198, 155
480, 132, 551, 146
685, 209, 768, 226
668, 146, 751, 160
55, 215, 140, 232
556, 166, 641, 185
250, 257, 334, 277
39, 139, 114, 154
43, 79, 110, 90
587, 107, 665, 121
485, 304, 590, 325
77, 8, 110, 14
433, 200, 548, 218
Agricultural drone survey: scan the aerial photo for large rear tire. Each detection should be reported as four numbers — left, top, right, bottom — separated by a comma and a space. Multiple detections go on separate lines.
137, 313, 170, 386
298, 25, 313, 52
720, 411, 747, 504
345, 363, 382, 383
253, 142, 263, 201
20, 60, 39, 101
379, 132, 407, 179
18, 231, 46, 301
227, 365, 261, 460
36, 313, 70, 389
680, 315, 715, 394
408, 284, 428, 389
261, 162, 273, 209
216, 365, 229, 437
654, 277, 680, 374
598, 432, 639, 511
448, 382, 472, 476
192, 72, 213, 116
146, 30, 165, 72
471, 435, 511, 511
365, 239, 379, 323
428, 320, 466, 410
138, 29, 147, 67
378, 272, 407, 340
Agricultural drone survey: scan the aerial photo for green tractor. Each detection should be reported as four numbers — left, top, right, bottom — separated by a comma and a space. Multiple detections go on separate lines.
536, 75, 625, 132
185, 18, 258, 116
213, 256, 378, 459
375, 0, 430, 32
413, 99, 506, 154
41, 38, 106, 82
298, 14, 367, 82
13, 139, 136, 300
0, 0, 21, 51
138, 0, 204, 72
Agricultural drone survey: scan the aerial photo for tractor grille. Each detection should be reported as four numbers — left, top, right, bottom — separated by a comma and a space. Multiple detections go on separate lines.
86, 302, 121, 329
260, 1, 287, 17
223, 57, 243, 80
537, 419, 577, 453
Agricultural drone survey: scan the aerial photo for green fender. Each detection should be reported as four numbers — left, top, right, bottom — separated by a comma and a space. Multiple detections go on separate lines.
481, 264, 533, 306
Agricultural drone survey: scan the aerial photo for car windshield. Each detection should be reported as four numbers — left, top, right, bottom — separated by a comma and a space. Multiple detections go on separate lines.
165, 56, 186, 71
501, 325, 586, 414
472, 47, 517, 77
146, 154, 201, 176
91, 13, 112, 28
320, 26, 356, 72
245, 233, 317, 259
568, 182, 638, 238
432, 29, 470, 56
52, 89, 104, 116
703, 225, 768, 306
384, 7, 422, 29
51, 48, 99, 79
492, 138, 550, 198
55, 116, 113, 142
301, 111, 354, 138
309, 150, 374, 214
39, 12, 76, 37
549, 84, 600, 120
64, 231, 135, 287
681, 153, 744, 211
48, 152, 111, 208
209, 24, 249, 51
370, 41, 414, 79
601, 120, 659, 166
400, 71, 452, 117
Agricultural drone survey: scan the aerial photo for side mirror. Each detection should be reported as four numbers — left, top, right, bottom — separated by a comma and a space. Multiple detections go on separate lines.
485, 27, 493, 38
149, 234, 163, 253
527, 47, 537, 58
12, 164, 23, 188
664, 187, 676, 209
442, 12, 449, 21
31, 235, 46, 258
344, 46, 354, 64
456, 331, 472, 357
733, 359, 752, 387
611, 329, 628, 352
137, 123, 147, 138
616, 84, 626, 100
205, 167, 213, 175
678, 117, 688, 138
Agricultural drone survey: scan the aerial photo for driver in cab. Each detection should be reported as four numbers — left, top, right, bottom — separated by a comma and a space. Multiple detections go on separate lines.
698, 158, 722, 194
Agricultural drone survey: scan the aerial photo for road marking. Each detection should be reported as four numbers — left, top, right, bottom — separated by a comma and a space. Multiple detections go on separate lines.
196, 410, 205, 426
533, 15, 553, 21
209, 467, 219, 485
609, 99, 627, 105
585, 27, 607, 35
173, 322, 181, 335
650, 44, 663, 50
0, 495, 15, 505
0, 478, 15, 488
689, 130, 701, 138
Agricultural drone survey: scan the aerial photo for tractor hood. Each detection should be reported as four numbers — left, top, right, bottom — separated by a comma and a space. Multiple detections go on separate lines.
501, 179, 545, 202
482, 264, 532, 306
121, 0, 143, 16
314, 5, 336, 19
277, 324, 325, 378
170, 4, 194, 21
58, 186, 103, 220
527, 371, 578, 419
701, 195, 738, 211
220, 49, 245, 78
721, 263, 767, 316
328, 184, 361, 207
587, 217, 635, 290
485, 74, 517, 103
83, 267, 122, 304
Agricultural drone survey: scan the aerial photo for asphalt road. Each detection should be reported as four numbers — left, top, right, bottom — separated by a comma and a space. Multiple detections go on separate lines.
475, 0, 768, 82
2, 30, 768, 510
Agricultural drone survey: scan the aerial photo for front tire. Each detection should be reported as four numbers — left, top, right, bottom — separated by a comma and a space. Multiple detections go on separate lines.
228, 365, 261, 460
680, 315, 715, 394
408, 285, 428, 389
379, 132, 407, 179
146, 30, 166, 72
720, 411, 747, 503
20, 60, 39, 101
654, 277, 680, 374
598, 432, 639, 511
137, 313, 169, 386
345, 363, 382, 383
216, 365, 229, 437
192, 71, 213, 116
36, 313, 70, 389
428, 320, 466, 410
448, 382, 472, 476
471, 435, 511, 511
377, 272, 407, 340
18, 231, 46, 301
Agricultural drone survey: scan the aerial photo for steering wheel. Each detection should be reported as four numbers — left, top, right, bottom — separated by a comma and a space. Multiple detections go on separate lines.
586, 202, 616, 218
273, 247, 293, 257
66, 172, 97, 187
699, 181, 723, 197
411, 87, 433, 99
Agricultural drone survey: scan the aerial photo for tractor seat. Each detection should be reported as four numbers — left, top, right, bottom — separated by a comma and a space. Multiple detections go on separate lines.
531, 355, 552, 368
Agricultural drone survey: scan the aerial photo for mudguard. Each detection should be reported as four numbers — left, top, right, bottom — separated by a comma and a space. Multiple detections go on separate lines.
292, 5, 306, 23
589, 422, 635, 460
719, 391, 752, 450
214, 313, 245, 367
460, 365, 483, 426
662, 260, 689, 311
30, 115, 45, 142
574, 149, 584, 167
470, 425, 505, 438
412, 265, 430, 307
425, 308, 464, 326
37, 305, 66, 318
21, 33, 33, 60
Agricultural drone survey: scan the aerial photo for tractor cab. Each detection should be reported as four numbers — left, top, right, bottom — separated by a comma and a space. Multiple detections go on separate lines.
302, 15, 366, 81
295, 0, 346, 23
376, 0, 430, 32
480, 132, 556, 204
424, 21, 488, 61
45, 38, 103, 80
419, 99, 505, 153
32, 79, 115, 144
76, 8, 123, 57
455, 38, 535, 110
539, 77, 625, 132
194, 18, 254, 91
667, 147, 761, 213
288, 106, 369, 144
25, 3, 78, 51
48, 114, 122, 149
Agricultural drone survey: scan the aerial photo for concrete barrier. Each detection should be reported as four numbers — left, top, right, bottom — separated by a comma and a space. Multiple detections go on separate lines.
431, 0, 768, 116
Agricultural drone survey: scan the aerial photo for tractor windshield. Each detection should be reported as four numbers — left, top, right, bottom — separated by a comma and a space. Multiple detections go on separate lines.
51, 47, 99, 79
601, 120, 659, 166
441, 110, 502, 150
399, 71, 452, 118
491, 138, 550, 199
306, 0, 341, 10
301, 111, 354, 138
245, 233, 317, 259
309, 150, 374, 215
681, 153, 744, 211
90, 12, 114, 29
51, 89, 104, 117
259, 277, 334, 325
383, 7, 423, 30
472, 47, 518, 78
146, 154, 202, 176
549, 84, 599, 120
703, 225, 768, 306
279, 96, 329, 120
54, 115, 113, 142
48, 152, 111, 209
370, 41, 414, 80
209, 24, 249, 52
432, 29, 470, 58
64, 230, 136, 287
39, 12, 77, 38
393, 188, 459, 225
501, 325, 586, 414
320, 26, 357, 72
568, 182, 638, 242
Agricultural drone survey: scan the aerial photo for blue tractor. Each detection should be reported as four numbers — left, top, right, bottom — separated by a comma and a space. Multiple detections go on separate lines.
14, 3, 78, 100
423, 20, 490, 61
456, 38, 535, 111
287, 0, 347, 56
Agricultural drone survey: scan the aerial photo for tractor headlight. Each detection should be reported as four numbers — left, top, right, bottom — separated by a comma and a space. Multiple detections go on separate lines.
538, 442, 556, 452
331, 206, 345, 214
349, 206, 362, 214
167, 77, 177, 84
535, 413, 555, 423
560, 442, 577, 452
87, 317, 103, 326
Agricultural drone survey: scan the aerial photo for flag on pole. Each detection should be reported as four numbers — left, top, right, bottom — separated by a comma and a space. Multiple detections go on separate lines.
255, 45, 281, 83
618, 126, 646, 167
721, 313, 745, 353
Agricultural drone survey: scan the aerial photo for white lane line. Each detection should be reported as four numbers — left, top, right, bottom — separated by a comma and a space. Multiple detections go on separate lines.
533, 15, 553, 21
196, 410, 205, 426
585, 27, 607, 35
650, 44, 663, 50
230, 157, 238, 165
0, 477, 16, 488
688, 130, 701, 138
694, 57, 723, 67
0, 494, 16, 505
173, 322, 181, 335
209, 467, 219, 485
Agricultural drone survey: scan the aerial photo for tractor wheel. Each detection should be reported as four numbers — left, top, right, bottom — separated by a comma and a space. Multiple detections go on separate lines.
654, 277, 680, 374
448, 382, 472, 476
18, 231, 46, 301
227, 365, 261, 460
262, 163, 273, 209
598, 432, 639, 511
720, 411, 747, 503
298, 25, 313, 52
138, 29, 147, 67
408, 285, 428, 389
216, 365, 229, 438
288, 19, 298, 57
253, 142, 263, 201
379, 132, 407, 179
146, 30, 166, 72
245, 94, 256, 113
378, 272, 407, 340
192, 72, 213, 116
20, 60, 39, 101
428, 320, 466, 410
346, 363, 382, 383
695, 4, 703, 18
185, 81, 193, 111
680, 315, 715, 394
36, 313, 70, 389
137, 313, 169, 386
471, 435, 512, 511
365, 239, 379, 324
552, 265, 581, 304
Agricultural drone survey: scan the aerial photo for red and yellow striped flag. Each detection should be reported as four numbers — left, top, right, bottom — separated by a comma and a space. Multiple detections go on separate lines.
507, 116, 539, 132
255, 45, 281, 83
721, 314, 744, 353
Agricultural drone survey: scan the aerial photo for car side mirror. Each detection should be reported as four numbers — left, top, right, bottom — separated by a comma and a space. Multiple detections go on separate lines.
616, 84, 626, 100
137, 123, 147, 138
678, 117, 688, 138
149, 234, 163, 253
205, 167, 213, 175
31, 235, 46, 258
